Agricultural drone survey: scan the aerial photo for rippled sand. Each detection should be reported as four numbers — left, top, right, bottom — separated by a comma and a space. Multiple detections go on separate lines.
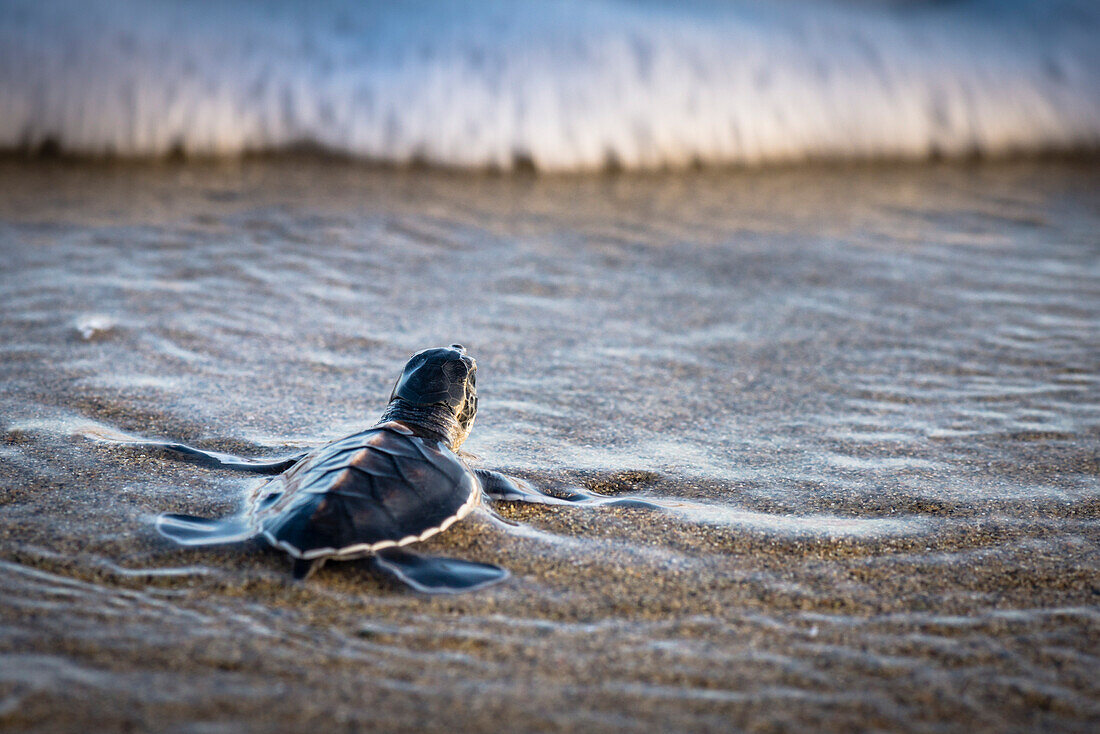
1, 159, 1098, 732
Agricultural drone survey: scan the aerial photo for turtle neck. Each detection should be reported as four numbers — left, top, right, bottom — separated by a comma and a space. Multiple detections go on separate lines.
377, 398, 459, 449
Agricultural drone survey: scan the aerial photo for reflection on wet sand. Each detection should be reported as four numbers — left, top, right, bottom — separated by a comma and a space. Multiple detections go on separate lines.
0, 159, 1098, 732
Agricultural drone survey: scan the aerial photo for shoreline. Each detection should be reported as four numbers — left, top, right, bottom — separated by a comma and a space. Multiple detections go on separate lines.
2, 147, 1099, 177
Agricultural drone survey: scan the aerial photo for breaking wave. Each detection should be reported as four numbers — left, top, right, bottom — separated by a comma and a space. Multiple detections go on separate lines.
1, 0, 1098, 170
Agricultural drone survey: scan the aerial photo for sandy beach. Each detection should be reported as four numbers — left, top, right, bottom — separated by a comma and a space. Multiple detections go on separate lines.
0, 158, 1097, 732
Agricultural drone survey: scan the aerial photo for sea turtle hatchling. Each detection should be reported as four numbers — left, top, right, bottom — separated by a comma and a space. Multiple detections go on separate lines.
155, 344, 650, 593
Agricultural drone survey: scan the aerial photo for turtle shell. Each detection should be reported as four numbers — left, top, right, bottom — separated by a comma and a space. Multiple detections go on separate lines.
247, 422, 479, 560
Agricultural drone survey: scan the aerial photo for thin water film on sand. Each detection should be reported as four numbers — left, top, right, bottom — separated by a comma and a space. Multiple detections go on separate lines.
0, 160, 1098, 732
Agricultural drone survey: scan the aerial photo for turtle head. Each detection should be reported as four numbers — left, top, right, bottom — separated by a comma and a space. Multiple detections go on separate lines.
389, 344, 478, 449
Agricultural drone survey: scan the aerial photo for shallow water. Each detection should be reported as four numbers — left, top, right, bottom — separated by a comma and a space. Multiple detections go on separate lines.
0, 159, 1098, 732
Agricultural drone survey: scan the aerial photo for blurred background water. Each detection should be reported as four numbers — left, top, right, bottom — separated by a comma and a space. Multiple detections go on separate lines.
2, 0, 1098, 169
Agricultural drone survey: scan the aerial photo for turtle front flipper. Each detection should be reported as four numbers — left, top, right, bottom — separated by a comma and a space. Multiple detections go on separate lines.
155, 442, 307, 474
475, 469, 573, 505
372, 547, 508, 594
156, 513, 257, 546
476, 469, 663, 510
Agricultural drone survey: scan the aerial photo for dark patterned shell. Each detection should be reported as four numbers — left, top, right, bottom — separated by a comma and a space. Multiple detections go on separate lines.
246, 422, 478, 560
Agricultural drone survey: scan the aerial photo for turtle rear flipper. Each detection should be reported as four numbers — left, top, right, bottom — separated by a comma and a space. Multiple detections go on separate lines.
291, 557, 325, 581
156, 513, 256, 546
372, 547, 508, 594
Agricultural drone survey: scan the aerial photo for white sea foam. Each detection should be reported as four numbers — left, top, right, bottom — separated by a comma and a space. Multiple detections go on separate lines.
1, 0, 1097, 170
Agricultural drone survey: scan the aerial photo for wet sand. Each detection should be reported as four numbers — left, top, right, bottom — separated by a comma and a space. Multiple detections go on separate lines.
0, 159, 1098, 732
